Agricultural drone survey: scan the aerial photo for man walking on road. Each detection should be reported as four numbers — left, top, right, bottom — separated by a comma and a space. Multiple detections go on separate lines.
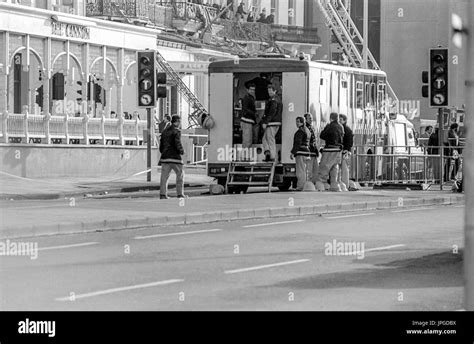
262, 85, 282, 161
315, 112, 344, 192
291, 117, 311, 191
339, 114, 353, 190
159, 115, 186, 200
241, 83, 257, 149
304, 113, 319, 184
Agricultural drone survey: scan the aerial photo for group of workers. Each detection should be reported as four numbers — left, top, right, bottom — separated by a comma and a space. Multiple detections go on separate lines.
291, 112, 353, 192
240, 79, 354, 192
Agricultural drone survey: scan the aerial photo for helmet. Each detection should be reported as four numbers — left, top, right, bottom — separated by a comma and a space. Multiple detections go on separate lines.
200, 113, 215, 130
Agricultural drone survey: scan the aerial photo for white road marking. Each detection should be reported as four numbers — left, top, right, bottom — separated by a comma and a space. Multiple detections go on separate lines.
453, 205, 465, 208
55, 279, 184, 301
224, 259, 310, 274
326, 213, 376, 220
392, 207, 432, 213
134, 228, 222, 240
340, 244, 406, 256
243, 220, 305, 228
38, 242, 99, 251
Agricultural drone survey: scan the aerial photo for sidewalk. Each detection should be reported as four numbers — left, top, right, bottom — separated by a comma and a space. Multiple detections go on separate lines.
0, 166, 213, 200
0, 168, 465, 239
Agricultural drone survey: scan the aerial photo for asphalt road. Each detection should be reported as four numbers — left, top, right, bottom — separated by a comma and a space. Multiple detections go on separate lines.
0, 204, 465, 311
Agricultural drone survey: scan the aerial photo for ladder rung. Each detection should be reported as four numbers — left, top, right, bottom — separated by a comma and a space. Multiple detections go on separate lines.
228, 182, 270, 186
229, 172, 271, 175
231, 162, 274, 167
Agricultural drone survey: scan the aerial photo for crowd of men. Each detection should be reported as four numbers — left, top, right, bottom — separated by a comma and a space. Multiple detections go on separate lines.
291, 112, 354, 192
240, 79, 354, 192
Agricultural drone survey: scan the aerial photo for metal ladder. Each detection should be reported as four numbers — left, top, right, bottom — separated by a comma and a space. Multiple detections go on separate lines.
317, 0, 398, 102
226, 161, 277, 194
154, 50, 208, 128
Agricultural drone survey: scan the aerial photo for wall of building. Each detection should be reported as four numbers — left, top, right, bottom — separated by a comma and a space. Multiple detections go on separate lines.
380, 0, 465, 127
0, 144, 159, 178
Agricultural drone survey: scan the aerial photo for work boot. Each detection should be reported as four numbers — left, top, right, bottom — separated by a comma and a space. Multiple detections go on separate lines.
177, 195, 189, 199
160, 195, 169, 200
315, 181, 325, 192
339, 182, 348, 192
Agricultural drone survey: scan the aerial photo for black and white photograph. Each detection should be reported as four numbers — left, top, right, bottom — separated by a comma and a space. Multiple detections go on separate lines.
0, 0, 473, 341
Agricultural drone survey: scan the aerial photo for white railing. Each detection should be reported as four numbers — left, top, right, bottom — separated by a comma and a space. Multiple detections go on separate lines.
0, 112, 149, 146
0, 112, 209, 165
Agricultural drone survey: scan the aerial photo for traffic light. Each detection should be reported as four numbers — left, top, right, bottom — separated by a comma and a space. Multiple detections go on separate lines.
429, 48, 448, 107
52, 72, 65, 100
76, 81, 91, 102
137, 50, 156, 108
156, 72, 167, 99
421, 71, 429, 98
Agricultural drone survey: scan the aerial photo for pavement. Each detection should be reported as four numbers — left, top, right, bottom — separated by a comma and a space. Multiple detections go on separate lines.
0, 165, 213, 200
0, 166, 465, 239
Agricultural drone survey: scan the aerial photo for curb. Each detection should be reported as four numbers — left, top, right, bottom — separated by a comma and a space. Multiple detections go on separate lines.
1, 194, 465, 240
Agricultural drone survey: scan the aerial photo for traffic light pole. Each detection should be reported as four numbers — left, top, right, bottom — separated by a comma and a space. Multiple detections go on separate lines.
147, 107, 152, 183
464, 0, 474, 311
438, 108, 444, 191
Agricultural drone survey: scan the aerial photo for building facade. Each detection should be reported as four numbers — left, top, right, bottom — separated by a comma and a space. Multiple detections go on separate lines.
305, 0, 467, 128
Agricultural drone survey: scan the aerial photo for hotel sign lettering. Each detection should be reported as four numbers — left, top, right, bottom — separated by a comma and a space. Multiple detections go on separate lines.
168, 62, 210, 74
51, 21, 90, 40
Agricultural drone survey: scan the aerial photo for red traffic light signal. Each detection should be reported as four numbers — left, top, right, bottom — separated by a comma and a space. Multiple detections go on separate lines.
137, 51, 156, 108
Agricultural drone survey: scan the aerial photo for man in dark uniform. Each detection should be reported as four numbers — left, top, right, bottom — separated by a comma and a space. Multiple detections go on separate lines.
291, 117, 311, 191
261, 85, 282, 161
339, 114, 353, 190
304, 113, 319, 184
315, 112, 344, 192
240, 83, 257, 149
159, 115, 186, 199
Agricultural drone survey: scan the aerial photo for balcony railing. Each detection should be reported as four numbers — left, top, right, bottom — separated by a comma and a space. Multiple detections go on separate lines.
86, 0, 173, 27
85, 1, 321, 46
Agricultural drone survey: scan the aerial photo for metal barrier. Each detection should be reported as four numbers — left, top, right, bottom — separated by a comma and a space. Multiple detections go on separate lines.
352, 145, 464, 187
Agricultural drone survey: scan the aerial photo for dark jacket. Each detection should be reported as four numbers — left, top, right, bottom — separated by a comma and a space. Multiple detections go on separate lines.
265, 14, 275, 24
159, 125, 184, 165
241, 93, 257, 124
320, 121, 344, 151
236, 3, 247, 15
291, 126, 311, 156
305, 122, 319, 157
427, 131, 439, 155
342, 123, 354, 152
263, 95, 282, 126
